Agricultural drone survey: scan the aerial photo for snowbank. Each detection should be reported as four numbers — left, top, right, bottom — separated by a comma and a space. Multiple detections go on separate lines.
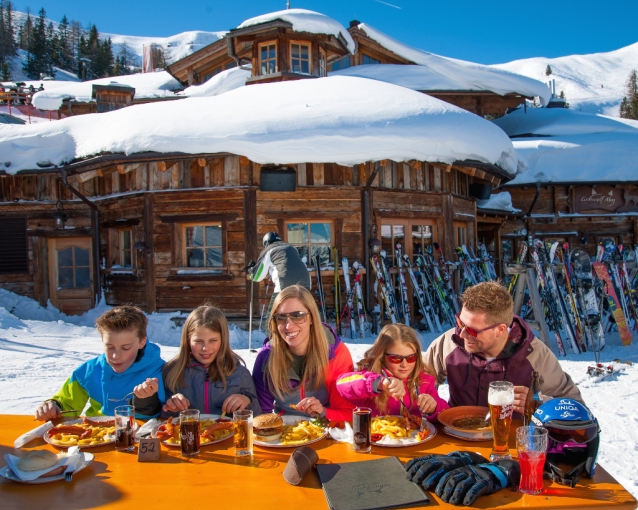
347, 24, 550, 103
237, 9, 355, 53
476, 191, 521, 213
0, 75, 518, 174
181, 66, 251, 97
494, 108, 638, 184
31, 72, 183, 111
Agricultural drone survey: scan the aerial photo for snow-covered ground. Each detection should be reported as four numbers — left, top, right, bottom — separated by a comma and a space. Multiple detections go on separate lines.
0, 288, 636, 497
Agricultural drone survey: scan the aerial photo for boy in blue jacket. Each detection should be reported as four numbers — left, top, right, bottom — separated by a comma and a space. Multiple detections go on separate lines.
34, 305, 166, 420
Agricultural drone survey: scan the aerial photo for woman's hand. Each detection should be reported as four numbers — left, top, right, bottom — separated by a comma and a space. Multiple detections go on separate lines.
381, 377, 406, 400
162, 393, 191, 413
295, 397, 324, 417
133, 378, 159, 399
222, 394, 251, 414
417, 393, 437, 415
34, 400, 61, 421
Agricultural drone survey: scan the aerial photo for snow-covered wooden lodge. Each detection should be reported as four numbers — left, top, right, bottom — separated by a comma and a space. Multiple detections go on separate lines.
0, 9, 552, 317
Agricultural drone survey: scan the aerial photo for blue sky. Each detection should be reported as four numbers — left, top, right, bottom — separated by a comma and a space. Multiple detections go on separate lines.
13, 0, 638, 64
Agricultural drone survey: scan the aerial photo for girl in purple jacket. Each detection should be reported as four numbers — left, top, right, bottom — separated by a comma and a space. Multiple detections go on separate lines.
336, 324, 448, 421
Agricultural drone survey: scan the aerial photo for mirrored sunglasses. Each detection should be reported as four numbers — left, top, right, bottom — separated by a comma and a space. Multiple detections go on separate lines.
274, 311, 310, 325
454, 313, 501, 337
385, 352, 418, 364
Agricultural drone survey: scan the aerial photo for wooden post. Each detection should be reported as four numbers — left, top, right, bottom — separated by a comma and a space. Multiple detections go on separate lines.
526, 268, 551, 347
144, 194, 156, 313
512, 269, 527, 316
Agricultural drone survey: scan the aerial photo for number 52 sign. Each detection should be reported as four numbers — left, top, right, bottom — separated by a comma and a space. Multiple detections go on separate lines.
137, 437, 161, 462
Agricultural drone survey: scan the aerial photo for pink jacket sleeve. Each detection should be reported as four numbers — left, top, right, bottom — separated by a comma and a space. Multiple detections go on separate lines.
418, 372, 449, 422
336, 371, 383, 401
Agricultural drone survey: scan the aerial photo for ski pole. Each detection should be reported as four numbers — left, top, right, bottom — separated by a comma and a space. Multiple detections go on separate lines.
258, 279, 271, 331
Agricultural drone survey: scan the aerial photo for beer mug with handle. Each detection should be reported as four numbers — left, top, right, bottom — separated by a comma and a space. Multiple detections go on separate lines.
488, 381, 514, 461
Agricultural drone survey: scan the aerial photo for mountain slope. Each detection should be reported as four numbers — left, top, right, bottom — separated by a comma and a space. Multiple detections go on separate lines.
491, 42, 638, 116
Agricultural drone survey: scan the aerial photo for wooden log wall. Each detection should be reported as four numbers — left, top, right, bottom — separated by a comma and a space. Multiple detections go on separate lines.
427, 93, 526, 118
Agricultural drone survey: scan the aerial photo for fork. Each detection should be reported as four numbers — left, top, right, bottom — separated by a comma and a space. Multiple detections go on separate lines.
65, 470, 74, 482
108, 392, 134, 403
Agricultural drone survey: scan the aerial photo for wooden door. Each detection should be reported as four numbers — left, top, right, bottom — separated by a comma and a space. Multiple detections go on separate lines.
48, 237, 94, 315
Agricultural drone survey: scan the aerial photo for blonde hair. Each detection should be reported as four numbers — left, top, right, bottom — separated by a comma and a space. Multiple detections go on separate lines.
164, 305, 244, 393
357, 324, 435, 413
460, 281, 513, 326
266, 285, 329, 398
95, 305, 147, 340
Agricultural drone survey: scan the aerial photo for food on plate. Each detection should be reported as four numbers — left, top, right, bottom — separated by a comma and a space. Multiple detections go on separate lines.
371, 415, 410, 441
253, 413, 284, 442
452, 416, 490, 431
17, 450, 58, 471
155, 416, 232, 446
83, 416, 115, 427
46, 421, 116, 447
279, 420, 324, 446
401, 408, 422, 431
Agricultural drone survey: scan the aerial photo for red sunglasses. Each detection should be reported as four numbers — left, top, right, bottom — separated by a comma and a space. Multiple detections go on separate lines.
454, 313, 502, 337
385, 352, 418, 364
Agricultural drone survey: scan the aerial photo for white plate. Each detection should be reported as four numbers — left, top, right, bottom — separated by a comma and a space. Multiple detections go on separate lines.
443, 426, 492, 442
43, 417, 131, 449
0, 453, 94, 484
151, 414, 233, 448
372, 420, 437, 448
253, 415, 327, 448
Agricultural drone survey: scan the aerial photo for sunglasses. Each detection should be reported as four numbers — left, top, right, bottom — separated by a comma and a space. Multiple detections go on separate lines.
454, 313, 502, 337
546, 425, 598, 444
385, 352, 418, 364
274, 311, 310, 325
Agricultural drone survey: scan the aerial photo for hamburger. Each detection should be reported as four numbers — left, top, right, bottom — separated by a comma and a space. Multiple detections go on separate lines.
253, 413, 283, 442
17, 450, 59, 472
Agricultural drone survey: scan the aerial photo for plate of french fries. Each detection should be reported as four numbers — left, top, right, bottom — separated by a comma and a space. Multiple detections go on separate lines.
254, 415, 327, 448
370, 415, 436, 447
43, 416, 127, 449
151, 414, 234, 448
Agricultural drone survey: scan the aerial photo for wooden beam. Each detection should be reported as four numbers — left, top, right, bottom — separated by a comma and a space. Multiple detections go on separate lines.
445, 164, 452, 173
117, 163, 144, 175
156, 161, 178, 173
239, 156, 250, 167
197, 158, 207, 167
77, 170, 100, 183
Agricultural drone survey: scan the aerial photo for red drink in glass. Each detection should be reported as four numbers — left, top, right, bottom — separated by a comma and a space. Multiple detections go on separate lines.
518, 450, 546, 494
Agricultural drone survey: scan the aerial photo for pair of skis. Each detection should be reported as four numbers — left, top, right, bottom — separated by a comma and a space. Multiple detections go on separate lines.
340, 258, 367, 339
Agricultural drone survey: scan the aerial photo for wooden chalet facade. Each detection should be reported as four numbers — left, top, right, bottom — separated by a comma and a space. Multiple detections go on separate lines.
0, 154, 508, 317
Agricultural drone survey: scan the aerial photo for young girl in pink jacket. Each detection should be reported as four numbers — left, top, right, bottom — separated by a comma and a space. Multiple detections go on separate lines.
336, 324, 448, 422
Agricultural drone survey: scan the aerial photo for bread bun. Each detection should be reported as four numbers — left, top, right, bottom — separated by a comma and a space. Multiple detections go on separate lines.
17, 450, 59, 472
254, 431, 283, 442
253, 413, 283, 429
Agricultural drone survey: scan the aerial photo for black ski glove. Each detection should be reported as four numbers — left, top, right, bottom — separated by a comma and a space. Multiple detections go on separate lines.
435, 459, 521, 506
404, 451, 488, 489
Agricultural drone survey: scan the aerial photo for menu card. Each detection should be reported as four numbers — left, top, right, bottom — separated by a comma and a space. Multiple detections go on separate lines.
316, 456, 429, 510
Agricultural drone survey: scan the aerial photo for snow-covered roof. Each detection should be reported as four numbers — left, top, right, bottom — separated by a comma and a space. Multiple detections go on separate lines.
0, 76, 517, 174
31, 72, 183, 111
180, 67, 251, 98
477, 191, 521, 213
348, 24, 550, 103
494, 108, 638, 185
237, 9, 355, 53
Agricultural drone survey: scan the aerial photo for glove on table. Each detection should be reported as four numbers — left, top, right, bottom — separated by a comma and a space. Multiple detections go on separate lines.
404, 451, 488, 489
435, 459, 521, 506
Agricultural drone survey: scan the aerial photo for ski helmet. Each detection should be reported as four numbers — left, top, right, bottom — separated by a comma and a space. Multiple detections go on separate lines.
263, 231, 281, 247
531, 398, 600, 487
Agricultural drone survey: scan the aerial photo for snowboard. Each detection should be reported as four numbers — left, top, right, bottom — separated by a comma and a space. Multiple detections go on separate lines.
592, 261, 633, 346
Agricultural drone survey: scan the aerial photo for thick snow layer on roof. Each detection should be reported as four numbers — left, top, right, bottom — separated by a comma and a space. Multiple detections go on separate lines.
354, 24, 550, 103
31, 72, 182, 111
477, 191, 521, 213
494, 108, 638, 185
0, 76, 517, 174
181, 67, 251, 97
237, 9, 355, 53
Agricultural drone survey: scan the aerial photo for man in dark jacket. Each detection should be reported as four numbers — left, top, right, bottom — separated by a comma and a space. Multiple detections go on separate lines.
424, 281, 582, 414
251, 232, 311, 320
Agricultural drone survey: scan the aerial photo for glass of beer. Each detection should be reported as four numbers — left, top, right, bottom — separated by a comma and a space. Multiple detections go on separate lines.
114, 405, 136, 452
488, 381, 514, 461
179, 409, 201, 457
353, 407, 372, 453
233, 409, 253, 457
517, 426, 548, 495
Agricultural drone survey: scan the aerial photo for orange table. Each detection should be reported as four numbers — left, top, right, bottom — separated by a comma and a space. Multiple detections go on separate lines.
1, 415, 636, 510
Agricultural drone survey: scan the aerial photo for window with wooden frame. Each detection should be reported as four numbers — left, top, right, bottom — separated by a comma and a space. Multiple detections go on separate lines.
284, 221, 332, 267
380, 219, 437, 266
0, 217, 28, 274
319, 48, 327, 77
362, 53, 381, 65
290, 41, 310, 74
119, 228, 133, 268
453, 221, 467, 248
330, 54, 351, 71
259, 42, 277, 75
182, 223, 224, 268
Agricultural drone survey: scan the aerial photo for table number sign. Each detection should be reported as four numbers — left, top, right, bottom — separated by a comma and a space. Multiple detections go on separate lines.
137, 438, 160, 462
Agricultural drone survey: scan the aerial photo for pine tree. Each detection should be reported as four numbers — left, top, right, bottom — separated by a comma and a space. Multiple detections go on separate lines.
18, 7, 32, 51
619, 69, 638, 120
22, 8, 54, 79
55, 15, 74, 71
545, 65, 552, 76
0, 0, 17, 64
